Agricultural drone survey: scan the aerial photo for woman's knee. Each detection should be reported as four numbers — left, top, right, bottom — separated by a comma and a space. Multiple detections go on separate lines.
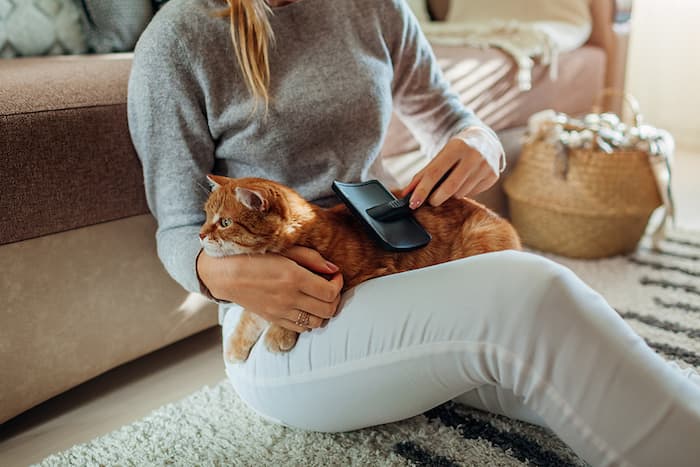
471, 251, 596, 327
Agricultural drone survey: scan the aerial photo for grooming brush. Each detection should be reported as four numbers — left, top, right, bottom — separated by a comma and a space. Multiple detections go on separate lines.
332, 170, 452, 252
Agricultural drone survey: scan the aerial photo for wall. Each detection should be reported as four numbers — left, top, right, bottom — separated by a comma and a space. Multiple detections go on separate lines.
625, 0, 700, 152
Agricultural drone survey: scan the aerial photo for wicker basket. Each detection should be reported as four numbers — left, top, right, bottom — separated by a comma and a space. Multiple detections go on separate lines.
503, 93, 664, 258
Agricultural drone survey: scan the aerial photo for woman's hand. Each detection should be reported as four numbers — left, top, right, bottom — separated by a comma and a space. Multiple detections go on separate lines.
401, 138, 499, 208
197, 246, 344, 333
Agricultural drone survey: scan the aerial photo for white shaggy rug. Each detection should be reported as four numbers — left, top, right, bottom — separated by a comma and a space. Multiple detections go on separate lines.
36, 230, 700, 467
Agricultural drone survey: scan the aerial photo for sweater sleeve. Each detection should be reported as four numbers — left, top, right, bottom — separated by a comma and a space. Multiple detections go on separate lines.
127, 20, 214, 295
385, 1, 500, 162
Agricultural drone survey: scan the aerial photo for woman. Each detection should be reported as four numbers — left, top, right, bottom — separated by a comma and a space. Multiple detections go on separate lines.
127, 0, 700, 464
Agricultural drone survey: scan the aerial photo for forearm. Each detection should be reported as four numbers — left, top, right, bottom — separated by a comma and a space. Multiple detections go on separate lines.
196, 249, 235, 303
387, 0, 498, 162
156, 225, 209, 296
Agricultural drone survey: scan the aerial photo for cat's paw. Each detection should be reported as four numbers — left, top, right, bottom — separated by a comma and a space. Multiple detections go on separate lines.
265, 325, 299, 353
225, 341, 252, 364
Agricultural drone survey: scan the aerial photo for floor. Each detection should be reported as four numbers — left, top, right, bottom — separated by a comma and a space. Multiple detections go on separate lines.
1, 151, 698, 467
0, 328, 224, 466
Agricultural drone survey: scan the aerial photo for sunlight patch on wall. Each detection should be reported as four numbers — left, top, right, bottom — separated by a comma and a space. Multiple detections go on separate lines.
625, 0, 700, 152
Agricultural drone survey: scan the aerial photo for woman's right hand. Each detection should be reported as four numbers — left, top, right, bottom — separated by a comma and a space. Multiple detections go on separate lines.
196, 246, 344, 332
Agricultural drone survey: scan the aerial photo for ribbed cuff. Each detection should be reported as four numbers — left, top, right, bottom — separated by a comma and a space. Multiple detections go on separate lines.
453, 126, 506, 175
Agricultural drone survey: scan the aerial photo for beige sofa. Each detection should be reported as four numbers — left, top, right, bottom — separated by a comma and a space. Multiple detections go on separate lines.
0, 0, 629, 424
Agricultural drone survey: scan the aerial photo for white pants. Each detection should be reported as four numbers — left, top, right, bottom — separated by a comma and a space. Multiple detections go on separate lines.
222, 251, 700, 466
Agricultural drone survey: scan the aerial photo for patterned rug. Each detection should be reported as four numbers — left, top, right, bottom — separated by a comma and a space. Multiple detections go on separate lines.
36, 230, 700, 466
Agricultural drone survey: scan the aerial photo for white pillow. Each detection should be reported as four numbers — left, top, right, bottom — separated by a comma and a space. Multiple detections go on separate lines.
445, 0, 592, 52
0, 0, 87, 58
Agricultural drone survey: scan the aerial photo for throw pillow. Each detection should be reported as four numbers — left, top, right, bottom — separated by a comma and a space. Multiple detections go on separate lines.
0, 0, 87, 58
445, 0, 592, 52
81, 0, 154, 53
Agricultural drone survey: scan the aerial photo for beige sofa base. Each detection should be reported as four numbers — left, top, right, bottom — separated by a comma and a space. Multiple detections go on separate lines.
0, 216, 218, 423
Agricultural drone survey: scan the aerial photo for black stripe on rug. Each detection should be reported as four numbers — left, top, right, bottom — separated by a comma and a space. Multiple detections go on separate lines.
425, 403, 576, 467
654, 297, 700, 314
629, 258, 700, 277
637, 247, 700, 262
640, 277, 700, 296
645, 340, 700, 367
618, 310, 700, 339
665, 237, 700, 249
393, 441, 459, 467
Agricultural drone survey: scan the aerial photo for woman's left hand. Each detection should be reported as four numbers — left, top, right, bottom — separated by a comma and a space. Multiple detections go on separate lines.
401, 138, 499, 208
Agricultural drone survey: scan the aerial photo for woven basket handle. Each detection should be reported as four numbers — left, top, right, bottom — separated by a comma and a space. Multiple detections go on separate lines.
591, 88, 644, 128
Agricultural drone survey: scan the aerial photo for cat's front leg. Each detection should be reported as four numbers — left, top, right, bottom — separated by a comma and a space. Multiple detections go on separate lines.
265, 324, 299, 353
225, 310, 267, 364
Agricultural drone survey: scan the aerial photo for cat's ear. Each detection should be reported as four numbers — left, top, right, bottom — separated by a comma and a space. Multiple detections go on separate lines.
235, 187, 269, 212
206, 174, 229, 192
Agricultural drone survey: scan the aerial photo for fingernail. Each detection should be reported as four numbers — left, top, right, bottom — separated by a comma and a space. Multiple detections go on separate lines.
409, 199, 423, 210
326, 261, 339, 272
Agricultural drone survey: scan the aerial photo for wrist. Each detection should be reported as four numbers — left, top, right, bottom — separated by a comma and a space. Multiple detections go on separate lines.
454, 126, 506, 175
196, 250, 230, 303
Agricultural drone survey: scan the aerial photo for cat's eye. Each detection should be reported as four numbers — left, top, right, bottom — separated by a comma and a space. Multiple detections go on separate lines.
219, 218, 233, 228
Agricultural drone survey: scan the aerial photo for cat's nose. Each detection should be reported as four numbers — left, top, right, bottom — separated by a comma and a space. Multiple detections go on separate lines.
199, 232, 207, 240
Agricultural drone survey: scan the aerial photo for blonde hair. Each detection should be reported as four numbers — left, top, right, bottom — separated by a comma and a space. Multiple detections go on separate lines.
217, 0, 274, 112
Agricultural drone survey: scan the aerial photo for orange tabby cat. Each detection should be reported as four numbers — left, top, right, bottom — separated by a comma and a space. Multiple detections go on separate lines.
200, 175, 521, 363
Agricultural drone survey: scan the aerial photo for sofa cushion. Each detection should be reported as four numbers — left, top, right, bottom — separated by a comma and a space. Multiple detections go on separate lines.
447, 0, 591, 26
0, 54, 149, 246
382, 45, 605, 157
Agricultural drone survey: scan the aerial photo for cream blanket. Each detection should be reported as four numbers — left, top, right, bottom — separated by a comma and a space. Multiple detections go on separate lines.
415, 0, 592, 91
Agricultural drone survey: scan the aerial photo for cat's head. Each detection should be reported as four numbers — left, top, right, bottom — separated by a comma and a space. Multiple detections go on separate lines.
199, 175, 295, 256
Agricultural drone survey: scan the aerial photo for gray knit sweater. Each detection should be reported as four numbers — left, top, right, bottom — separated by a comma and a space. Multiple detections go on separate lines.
127, 0, 490, 295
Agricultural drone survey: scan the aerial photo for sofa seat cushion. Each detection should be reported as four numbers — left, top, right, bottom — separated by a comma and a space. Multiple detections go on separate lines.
381, 45, 606, 157
0, 53, 149, 246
